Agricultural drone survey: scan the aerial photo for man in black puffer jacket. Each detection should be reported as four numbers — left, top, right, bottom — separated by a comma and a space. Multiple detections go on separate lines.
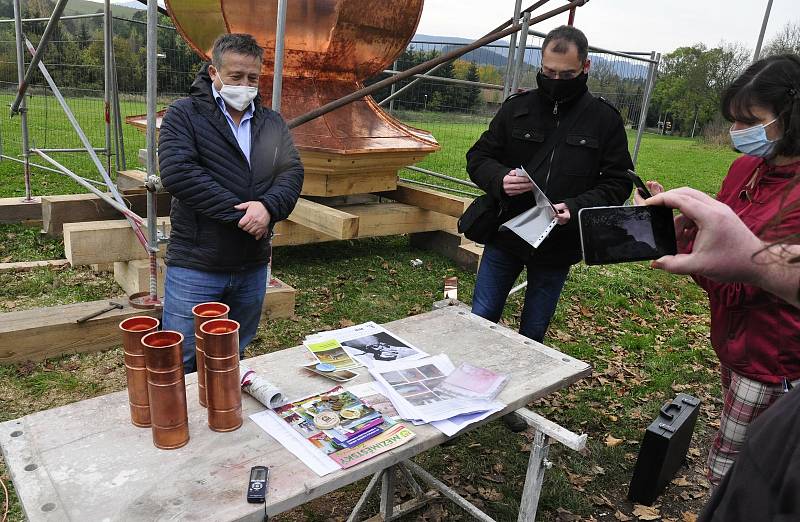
159, 33, 304, 372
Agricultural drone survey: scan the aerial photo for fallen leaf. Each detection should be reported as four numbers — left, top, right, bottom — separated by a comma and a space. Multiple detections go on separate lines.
477, 486, 503, 501
632, 504, 660, 520
681, 512, 698, 522
338, 319, 355, 328
671, 476, 692, 487
615, 511, 633, 521
605, 434, 624, 447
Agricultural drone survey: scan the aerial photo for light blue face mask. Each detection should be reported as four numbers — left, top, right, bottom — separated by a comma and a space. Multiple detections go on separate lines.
729, 118, 779, 158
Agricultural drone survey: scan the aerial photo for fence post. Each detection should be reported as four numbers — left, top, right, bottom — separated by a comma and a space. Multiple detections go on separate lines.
503, 0, 523, 99
12, 0, 32, 201
632, 51, 659, 167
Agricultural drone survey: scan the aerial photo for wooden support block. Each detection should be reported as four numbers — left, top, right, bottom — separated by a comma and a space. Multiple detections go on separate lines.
262, 278, 296, 320
113, 258, 166, 296
42, 192, 172, 236
301, 170, 398, 197
0, 196, 42, 224
381, 182, 472, 218
63, 218, 169, 266
117, 169, 148, 191
348, 202, 458, 238
287, 198, 359, 239
90, 263, 115, 273
0, 259, 69, 274
0, 298, 159, 364
410, 231, 483, 273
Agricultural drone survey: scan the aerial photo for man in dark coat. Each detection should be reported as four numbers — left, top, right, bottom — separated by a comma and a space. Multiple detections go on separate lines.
467, 25, 632, 342
467, 25, 632, 431
159, 33, 304, 372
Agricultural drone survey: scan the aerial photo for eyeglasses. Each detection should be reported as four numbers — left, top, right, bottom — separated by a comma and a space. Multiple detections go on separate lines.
539, 67, 582, 80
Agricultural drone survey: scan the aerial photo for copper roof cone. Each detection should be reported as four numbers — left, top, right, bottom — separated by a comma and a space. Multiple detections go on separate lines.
142, 330, 190, 450
200, 319, 243, 432
164, 0, 439, 155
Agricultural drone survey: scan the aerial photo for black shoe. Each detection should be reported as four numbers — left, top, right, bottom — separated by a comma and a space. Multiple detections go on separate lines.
502, 412, 528, 433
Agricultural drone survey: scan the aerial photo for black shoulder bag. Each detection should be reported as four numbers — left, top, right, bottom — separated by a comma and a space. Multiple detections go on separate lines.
458, 92, 595, 244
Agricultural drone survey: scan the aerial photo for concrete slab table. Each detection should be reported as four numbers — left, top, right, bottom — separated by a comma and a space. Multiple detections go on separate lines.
0, 304, 591, 521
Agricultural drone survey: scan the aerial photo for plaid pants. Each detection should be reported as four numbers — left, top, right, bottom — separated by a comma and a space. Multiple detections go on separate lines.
707, 366, 796, 485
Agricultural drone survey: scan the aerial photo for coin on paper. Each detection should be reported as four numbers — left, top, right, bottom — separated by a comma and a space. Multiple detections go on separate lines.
314, 411, 340, 429
340, 408, 362, 420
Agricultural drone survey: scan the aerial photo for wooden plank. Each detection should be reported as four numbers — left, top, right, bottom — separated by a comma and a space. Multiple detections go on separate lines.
410, 231, 483, 273
117, 169, 148, 191
287, 198, 359, 239
0, 196, 42, 224
42, 192, 171, 236
263, 279, 296, 320
63, 218, 169, 266
0, 259, 69, 274
301, 171, 397, 197
65, 202, 457, 264
113, 258, 166, 296
0, 298, 158, 364
348, 202, 458, 237
381, 182, 472, 218
0, 306, 590, 520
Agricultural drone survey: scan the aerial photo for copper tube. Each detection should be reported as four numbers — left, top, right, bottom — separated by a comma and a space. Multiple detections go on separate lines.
192, 302, 230, 408
200, 319, 242, 432
142, 330, 190, 450
119, 316, 160, 427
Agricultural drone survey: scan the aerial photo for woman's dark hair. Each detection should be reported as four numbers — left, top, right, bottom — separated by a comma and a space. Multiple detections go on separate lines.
722, 54, 800, 158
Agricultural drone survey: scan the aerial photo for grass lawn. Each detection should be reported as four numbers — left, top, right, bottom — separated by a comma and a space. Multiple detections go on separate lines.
0, 104, 742, 521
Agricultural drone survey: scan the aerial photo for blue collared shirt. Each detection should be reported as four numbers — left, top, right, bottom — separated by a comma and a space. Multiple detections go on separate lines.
211, 83, 254, 166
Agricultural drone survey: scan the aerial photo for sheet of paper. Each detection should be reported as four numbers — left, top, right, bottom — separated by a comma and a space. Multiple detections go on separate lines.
499, 166, 558, 248
307, 322, 429, 368
249, 409, 341, 476
370, 354, 505, 424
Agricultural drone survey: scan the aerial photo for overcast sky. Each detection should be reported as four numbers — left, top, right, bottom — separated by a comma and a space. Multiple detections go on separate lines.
416, 0, 798, 55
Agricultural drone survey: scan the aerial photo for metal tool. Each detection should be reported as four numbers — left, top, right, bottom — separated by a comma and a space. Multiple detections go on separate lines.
76, 301, 124, 323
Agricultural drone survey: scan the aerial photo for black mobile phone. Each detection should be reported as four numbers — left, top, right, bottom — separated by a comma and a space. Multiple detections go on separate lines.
578, 206, 677, 265
626, 169, 652, 199
247, 465, 269, 503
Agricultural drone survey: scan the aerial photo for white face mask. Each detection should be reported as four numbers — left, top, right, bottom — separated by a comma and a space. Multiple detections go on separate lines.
216, 78, 258, 112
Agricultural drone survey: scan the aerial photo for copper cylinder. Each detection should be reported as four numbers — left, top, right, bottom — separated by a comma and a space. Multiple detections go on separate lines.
142, 331, 190, 450
192, 302, 230, 408
120, 316, 160, 427
200, 319, 242, 432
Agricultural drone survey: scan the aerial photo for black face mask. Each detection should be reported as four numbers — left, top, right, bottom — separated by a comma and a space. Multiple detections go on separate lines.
536, 71, 588, 102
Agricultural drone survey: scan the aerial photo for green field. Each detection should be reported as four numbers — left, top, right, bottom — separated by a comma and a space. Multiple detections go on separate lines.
0, 103, 741, 521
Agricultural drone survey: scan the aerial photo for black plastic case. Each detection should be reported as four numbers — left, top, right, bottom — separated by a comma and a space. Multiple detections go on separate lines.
628, 393, 701, 505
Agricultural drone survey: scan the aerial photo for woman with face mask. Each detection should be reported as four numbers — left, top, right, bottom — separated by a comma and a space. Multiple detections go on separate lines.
639, 54, 800, 489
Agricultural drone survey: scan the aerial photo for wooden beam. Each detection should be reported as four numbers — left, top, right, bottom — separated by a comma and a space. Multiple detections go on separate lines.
410, 231, 484, 273
0, 279, 295, 364
117, 169, 148, 191
42, 192, 171, 236
347, 202, 458, 237
65, 202, 458, 264
381, 182, 472, 218
113, 258, 166, 296
63, 218, 169, 266
287, 198, 359, 239
0, 196, 42, 224
301, 171, 397, 197
0, 298, 158, 363
0, 259, 69, 274
262, 278, 296, 320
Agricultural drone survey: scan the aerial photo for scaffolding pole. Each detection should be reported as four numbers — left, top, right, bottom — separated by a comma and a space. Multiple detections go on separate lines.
144, 0, 160, 305
12, 0, 32, 202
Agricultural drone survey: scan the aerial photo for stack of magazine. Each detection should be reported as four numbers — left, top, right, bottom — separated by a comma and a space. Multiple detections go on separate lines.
249, 386, 415, 476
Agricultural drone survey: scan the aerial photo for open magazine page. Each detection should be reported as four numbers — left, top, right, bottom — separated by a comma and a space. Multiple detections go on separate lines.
251, 386, 415, 474
306, 321, 429, 368
369, 354, 504, 423
499, 166, 559, 248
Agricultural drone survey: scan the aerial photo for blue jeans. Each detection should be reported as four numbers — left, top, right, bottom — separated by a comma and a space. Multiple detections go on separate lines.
162, 265, 268, 373
472, 243, 569, 343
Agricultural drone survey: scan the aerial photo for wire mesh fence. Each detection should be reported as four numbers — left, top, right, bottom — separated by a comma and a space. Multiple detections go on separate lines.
0, 15, 654, 199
